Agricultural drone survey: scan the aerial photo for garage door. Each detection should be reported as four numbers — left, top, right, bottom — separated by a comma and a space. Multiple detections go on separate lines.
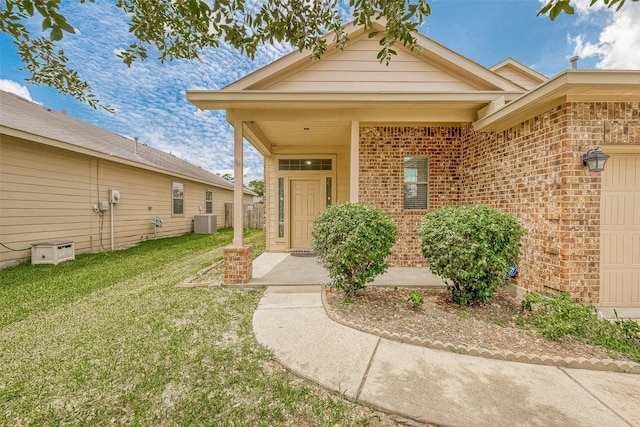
600, 152, 640, 307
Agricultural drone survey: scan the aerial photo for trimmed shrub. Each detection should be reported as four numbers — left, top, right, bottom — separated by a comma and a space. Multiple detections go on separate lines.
312, 203, 398, 297
418, 205, 525, 305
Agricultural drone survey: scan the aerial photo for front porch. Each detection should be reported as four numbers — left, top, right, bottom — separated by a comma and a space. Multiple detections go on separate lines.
246, 252, 446, 288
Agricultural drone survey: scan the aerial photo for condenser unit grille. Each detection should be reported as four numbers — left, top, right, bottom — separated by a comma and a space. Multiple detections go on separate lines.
194, 214, 217, 234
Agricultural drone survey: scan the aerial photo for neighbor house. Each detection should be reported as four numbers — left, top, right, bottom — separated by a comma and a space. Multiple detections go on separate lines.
0, 90, 255, 268
187, 22, 640, 308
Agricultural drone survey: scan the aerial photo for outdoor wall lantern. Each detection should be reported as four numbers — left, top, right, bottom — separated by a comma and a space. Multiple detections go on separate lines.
582, 148, 610, 172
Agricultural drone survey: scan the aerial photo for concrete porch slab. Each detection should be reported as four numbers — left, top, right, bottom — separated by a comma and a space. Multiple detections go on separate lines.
598, 307, 640, 321
249, 253, 446, 288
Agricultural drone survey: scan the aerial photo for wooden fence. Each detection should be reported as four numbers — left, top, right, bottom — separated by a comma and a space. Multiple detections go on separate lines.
224, 203, 264, 229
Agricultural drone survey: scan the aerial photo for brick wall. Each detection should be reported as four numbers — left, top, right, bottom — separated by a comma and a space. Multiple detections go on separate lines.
224, 246, 253, 284
359, 126, 462, 267
358, 102, 639, 302
460, 106, 568, 297
461, 102, 639, 301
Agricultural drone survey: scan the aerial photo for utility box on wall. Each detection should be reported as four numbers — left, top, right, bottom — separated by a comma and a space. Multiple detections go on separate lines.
194, 214, 217, 234
31, 242, 75, 265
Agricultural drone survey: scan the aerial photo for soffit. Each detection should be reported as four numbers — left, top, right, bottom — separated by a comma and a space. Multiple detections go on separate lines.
188, 91, 523, 112
259, 121, 352, 147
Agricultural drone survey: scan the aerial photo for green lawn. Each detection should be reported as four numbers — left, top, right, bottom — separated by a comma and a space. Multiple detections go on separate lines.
0, 229, 383, 426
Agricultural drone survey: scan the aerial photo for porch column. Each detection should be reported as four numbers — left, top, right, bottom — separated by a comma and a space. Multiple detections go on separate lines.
350, 120, 359, 203
224, 120, 252, 285
233, 120, 244, 246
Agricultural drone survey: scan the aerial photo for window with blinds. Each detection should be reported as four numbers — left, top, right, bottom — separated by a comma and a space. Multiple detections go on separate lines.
205, 190, 213, 214
173, 182, 184, 215
404, 156, 429, 210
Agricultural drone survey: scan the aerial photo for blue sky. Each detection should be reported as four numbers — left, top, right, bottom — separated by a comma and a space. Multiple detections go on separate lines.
1, 0, 639, 183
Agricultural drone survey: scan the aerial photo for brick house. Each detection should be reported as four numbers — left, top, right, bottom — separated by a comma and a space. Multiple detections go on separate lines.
188, 22, 640, 307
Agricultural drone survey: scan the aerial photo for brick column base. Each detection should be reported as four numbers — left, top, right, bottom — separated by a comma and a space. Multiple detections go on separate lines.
223, 246, 253, 284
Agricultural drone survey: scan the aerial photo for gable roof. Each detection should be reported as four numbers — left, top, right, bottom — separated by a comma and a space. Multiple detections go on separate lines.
186, 21, 558, 157
0, 90, 254, 194
224, 21, 523, 93
188, 21, 526, 112
489, 58, 548, 90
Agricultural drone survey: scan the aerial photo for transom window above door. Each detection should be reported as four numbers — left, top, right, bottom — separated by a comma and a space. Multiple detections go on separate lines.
279, 159, 332, 171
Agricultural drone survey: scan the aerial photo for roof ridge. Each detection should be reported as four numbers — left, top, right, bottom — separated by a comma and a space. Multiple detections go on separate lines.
0, 90, 254, 194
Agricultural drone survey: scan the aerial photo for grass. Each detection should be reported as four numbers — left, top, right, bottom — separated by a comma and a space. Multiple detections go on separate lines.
522, 292, 640, 362
0, 229, 382, 426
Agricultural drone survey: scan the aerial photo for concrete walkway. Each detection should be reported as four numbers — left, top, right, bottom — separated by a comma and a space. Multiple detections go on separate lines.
253, 286, 640, 427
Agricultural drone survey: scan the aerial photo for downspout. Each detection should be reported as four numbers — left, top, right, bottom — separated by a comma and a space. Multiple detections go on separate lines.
110, 203, 114, 251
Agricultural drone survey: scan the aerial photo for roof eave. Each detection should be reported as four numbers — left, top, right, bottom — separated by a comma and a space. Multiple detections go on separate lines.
186, 90, 525, 111
473, 70, 640, 132
1, 126, 252, 194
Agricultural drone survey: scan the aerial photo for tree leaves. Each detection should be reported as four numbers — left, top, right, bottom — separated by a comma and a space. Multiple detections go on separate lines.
1, 0, 112, 110
538, 0, 637, 20
2, 0, 635, 110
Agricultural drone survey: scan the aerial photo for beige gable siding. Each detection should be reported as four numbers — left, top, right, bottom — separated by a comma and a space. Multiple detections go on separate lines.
0, 136, 240, 267
492, 67, 541, 90
260, 39, 480, 92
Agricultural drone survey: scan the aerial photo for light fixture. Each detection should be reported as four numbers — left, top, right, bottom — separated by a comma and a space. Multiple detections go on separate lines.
582, 148, 610, 172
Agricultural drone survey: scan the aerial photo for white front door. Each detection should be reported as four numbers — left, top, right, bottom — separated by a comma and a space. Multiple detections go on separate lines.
290, 179, 323, 249
600, 153, 640, 307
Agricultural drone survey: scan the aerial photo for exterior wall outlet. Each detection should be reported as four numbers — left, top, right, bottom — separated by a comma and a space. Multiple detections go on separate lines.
98, 201, 110, 211
109, 189, 121, 204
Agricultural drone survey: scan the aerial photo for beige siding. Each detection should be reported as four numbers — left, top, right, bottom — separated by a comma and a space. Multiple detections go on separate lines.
492, 67, 541, 90
0, 136, 240, 267
260, 39, 479, 92
0, 137, 94, 262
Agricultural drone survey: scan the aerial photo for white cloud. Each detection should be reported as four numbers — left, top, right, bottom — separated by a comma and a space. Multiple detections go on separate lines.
570, 3, 640, 69
571, 0, 607, 15
45, 1, 268, 183
0, 80, 35, 101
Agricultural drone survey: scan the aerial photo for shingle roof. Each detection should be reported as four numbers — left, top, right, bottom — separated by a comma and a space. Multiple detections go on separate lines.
0, 90, 254, 194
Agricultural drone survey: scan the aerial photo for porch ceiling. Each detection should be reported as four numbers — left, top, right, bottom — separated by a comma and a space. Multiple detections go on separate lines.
186, 90, 523, 155
258, 121, 351, 147
236, 102, 488, 154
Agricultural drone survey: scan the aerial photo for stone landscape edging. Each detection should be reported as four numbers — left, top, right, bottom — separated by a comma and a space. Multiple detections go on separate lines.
320, 287, 640, 375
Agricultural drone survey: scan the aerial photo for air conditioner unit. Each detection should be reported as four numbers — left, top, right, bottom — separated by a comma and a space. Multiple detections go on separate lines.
194, 214, 217, 234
